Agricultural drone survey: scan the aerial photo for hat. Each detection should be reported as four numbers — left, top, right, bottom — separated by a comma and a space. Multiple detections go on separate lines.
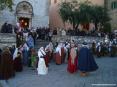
82, 42, 87, 45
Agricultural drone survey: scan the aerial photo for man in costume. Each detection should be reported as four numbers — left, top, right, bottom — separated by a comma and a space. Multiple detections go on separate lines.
78, 42, 98, 76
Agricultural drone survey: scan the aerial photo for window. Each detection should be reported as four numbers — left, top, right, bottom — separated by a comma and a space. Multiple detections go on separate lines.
111, 1, 117, 10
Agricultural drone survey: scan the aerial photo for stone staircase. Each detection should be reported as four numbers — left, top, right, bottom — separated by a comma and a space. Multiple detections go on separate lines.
0, 33, 16, 48
35, 39, 49, 51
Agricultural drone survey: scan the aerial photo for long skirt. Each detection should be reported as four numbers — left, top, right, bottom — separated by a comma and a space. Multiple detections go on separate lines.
14, 57, 23, 72
61, 47, 65, 63
37, 58, 48, 75
44, 54, 49, 67
78, 48, 98, 72
31, 56, 36, 67
22, 50, 29, 66
67, 56, 78, 73
55, 52, 62, 65
0, 53, 15, 80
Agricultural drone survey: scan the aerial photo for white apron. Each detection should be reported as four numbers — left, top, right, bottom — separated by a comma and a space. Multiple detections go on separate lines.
37, 58, 48, 75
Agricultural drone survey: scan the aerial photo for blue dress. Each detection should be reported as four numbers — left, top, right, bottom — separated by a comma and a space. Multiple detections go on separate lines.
78, 47, 98, 72
22, 48, 29, 66
27, 36, 34, 48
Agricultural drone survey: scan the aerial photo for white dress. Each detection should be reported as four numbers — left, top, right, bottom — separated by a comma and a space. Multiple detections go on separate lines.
37, 48, 48, 75
37, 58, 48, 75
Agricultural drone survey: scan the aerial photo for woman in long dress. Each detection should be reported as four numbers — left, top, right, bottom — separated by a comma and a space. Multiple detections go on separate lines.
13, 51, 23, 72
55, 43, 62, 65
22, 43, 29, 66
67, 42, 78, 73
37, 47, 48, 75
0, 47, 15, 80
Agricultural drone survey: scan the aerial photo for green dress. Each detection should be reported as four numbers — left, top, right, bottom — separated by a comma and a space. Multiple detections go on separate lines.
31, 55, 36, 67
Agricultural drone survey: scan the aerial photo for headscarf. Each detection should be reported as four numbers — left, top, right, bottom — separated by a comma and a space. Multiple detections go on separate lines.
13, 48, 18, 60
45, 42, 53, 53
23, 43, 29, 51
27, 35, 34, 48
38, 47, 46, 58
49, 42, 53, 52
56, 43, 62, 56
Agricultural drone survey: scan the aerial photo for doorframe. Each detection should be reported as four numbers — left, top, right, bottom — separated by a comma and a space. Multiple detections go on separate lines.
16, 17, 32, 29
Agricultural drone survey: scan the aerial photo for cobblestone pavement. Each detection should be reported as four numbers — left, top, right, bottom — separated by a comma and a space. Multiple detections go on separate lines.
0, 57, 117, 87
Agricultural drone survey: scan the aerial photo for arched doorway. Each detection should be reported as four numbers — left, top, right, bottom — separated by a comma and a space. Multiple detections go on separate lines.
16, 1, 33, 29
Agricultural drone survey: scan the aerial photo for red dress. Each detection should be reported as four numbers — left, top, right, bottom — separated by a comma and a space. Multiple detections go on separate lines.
61, 47, 65, 63
55, 52, 62, 65
44, 53, 49, 67
67, 55, 78, 73
14, 56, 23, 72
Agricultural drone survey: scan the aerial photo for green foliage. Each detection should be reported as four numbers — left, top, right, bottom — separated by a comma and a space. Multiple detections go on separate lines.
0, 0, 13, 11
59, 0, 111, 32
103, 22, 112, 33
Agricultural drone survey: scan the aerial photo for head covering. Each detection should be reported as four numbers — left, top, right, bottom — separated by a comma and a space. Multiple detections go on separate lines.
82, 42, 88, 48
56, 43, 62, 56
38, 47, 46, 58
83, 42, 87, 45
71, 40, 75, 48
13, 48, 18, 60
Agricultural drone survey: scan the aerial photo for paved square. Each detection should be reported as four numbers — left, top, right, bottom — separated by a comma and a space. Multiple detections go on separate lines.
1, 57, 117, 87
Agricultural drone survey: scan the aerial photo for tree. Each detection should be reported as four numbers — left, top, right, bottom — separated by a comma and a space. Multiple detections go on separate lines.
59, 1, 80, 29
90, 5, 111, 30
59, 0, 93, 30
59, 0, 111, 32
0, 0, 13, 11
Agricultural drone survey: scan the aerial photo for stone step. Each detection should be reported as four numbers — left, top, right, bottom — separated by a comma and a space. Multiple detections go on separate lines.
0, 33, 16, 48
35, 40, 49, 51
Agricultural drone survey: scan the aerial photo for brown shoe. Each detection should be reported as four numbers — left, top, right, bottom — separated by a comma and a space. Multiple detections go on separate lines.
80, 72, 87, 77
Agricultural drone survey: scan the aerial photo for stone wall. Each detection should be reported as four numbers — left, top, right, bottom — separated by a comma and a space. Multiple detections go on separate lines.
52, 35, 104, 46
0, 33, 16, 48
0, 0, 49, 29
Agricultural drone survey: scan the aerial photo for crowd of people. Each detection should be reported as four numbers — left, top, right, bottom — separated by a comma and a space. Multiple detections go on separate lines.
0, 22, 117, 80
0, 39, 99, 80
92, 38, 117, 57
0, 22, 13, 33
35, 40, 99, 76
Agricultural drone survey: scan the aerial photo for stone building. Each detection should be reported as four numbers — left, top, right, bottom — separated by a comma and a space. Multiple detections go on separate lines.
0, 0, 49, 29
49, 0, 104, 29
0, 0, 116, 31
105, 0, 117, 30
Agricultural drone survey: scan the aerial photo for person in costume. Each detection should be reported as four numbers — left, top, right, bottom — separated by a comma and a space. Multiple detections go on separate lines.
96, 42, 102, 57
27, 35, 34, 48
30, 48, 37, 69
55, 43, 62, 65
0, 47, 15, 80
37, 47, 48, 75
64, 42, 70, 63
78, 42, 98, 76
45, 42, 54, 63
91, 41, 96, 55
22, 43, 29, 66
13, 50, 23, 72
61, 42, 66, 63
67, 41, 78, 73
